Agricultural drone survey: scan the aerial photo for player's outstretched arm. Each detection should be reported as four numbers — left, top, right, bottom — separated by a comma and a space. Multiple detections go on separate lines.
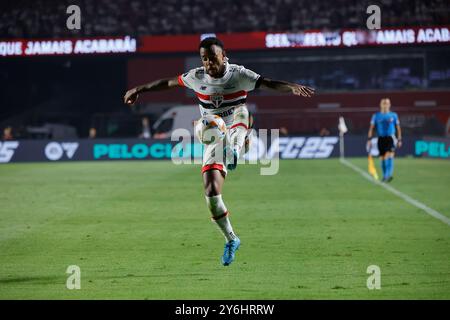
124, 76, 180, 105
259, 78, 315, 97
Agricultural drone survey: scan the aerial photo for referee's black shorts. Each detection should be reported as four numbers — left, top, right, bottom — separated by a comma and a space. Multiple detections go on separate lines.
377, 136, 395, 156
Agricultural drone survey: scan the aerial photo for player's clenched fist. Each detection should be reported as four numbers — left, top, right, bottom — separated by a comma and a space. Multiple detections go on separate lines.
124, 88, 139, 105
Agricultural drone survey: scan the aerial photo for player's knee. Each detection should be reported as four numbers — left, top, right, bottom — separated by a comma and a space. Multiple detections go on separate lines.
205, 183, 220, 197
204, 181, 220, 197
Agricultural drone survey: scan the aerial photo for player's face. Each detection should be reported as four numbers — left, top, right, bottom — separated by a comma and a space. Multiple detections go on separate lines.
380, 99, 391, 113
200, 45, 225, 78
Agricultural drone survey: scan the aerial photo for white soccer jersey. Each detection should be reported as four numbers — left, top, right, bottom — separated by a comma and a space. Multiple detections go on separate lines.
177, 63, 261, 126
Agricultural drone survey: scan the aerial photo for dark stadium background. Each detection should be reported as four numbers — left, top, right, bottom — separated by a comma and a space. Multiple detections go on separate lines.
1, 0, 449, 143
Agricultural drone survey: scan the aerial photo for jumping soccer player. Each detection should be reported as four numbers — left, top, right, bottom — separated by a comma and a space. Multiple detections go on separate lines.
124, 37, 314, 266
367, 98, 402, 182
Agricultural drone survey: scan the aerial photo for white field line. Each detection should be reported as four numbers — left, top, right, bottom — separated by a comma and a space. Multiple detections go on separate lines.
340, 158, 450, 227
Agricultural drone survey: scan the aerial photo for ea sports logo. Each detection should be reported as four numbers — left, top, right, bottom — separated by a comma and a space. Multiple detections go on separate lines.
45, 142, 79, 161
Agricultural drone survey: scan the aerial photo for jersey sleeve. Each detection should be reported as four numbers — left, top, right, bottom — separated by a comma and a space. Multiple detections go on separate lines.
393, 113, 400, 125
370, 114, 376, 125
238, 66, 262, 91
177, 69, 197, 90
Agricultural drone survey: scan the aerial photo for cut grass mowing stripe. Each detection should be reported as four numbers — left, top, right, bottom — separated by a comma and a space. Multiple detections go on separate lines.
340, 158, 450, 227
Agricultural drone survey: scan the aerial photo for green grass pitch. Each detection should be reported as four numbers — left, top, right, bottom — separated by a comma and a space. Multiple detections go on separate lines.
0, 158, 449, 299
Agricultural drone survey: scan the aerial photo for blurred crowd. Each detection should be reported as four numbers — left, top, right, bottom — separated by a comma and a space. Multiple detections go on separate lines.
1, 0, 449, 38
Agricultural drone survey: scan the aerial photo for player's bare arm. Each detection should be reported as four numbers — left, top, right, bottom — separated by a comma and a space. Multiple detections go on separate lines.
367, 124, 375, 148
124, 76, 180, 105
396, 124, 403, 148
259, 77, 315, 97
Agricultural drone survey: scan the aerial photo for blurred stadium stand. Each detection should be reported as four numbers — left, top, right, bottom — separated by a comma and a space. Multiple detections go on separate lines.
0, 1, 449, 139
1, 0, 449, 38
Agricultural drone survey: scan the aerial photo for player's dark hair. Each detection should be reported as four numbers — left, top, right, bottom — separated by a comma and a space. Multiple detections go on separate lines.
198, 37, 224, 50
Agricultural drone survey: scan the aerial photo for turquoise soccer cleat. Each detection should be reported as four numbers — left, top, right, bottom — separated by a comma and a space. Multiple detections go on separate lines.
221, 237, 241, 266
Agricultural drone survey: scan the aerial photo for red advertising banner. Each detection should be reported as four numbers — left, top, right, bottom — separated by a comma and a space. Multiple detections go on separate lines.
136, 32, 267, 53
1, 26, 448, 57
138, 26, 449, 52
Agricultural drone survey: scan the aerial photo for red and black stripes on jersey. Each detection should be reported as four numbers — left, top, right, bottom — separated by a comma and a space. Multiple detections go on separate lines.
177, 74, 248, 109
195, 90, 248, 109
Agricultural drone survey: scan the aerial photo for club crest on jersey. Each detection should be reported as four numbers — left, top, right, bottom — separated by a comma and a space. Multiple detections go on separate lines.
210, 94, 223, 108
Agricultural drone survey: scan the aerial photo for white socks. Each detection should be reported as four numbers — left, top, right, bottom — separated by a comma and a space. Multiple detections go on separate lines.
205, 194, 237, 242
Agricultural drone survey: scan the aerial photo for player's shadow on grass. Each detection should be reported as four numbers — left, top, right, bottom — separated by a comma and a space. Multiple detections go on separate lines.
0, 275, 61, 284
